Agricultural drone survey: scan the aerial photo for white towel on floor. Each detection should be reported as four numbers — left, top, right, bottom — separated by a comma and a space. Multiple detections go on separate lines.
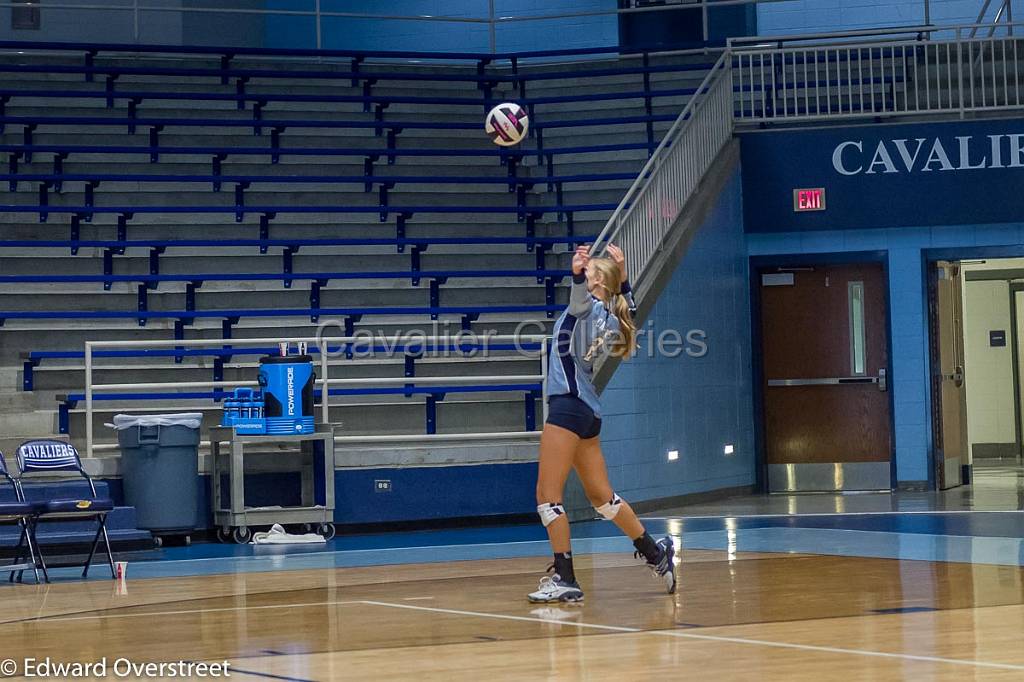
250, 523, 326, 545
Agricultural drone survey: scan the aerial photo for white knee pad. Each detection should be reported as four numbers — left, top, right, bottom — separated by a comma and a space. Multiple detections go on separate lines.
537, 502, 566, 527
595, 493, 623, 520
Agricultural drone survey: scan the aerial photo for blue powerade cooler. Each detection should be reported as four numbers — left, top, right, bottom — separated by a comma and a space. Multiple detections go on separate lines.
258, 354, 316, 434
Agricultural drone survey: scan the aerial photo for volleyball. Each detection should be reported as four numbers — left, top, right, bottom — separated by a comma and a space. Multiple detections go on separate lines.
485, 102, 529, 146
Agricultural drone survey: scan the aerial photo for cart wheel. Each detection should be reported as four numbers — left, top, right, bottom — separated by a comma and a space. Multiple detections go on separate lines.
216, 527, 232, 544
153, 536, 163, 548
318, 523, 336, 541
232, 526, 251, 544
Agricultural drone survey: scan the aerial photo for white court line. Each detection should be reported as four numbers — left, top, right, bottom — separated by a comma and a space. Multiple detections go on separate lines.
22, 600, 364, 624
358, 600, 1024, 672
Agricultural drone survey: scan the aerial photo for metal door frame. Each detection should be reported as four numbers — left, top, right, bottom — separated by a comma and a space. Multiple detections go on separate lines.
927, 259, 970, 490
748, 250, 895, 493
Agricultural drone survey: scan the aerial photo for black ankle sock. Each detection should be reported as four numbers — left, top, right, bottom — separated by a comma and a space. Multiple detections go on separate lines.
633, 532, 661, 563
553, 551, 576, 584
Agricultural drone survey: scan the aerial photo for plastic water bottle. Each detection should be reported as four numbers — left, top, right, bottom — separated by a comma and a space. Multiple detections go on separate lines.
222, 397, 237, 426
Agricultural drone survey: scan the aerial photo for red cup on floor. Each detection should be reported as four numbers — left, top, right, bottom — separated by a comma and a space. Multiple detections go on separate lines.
115, 561, 128, 580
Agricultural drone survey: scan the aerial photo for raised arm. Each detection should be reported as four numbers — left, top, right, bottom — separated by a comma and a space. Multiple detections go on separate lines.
568, 245, 594, 318
606, 243, 637, 315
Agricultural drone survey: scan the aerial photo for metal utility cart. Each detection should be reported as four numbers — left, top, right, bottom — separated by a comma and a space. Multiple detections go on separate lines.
210, 426, 335, 544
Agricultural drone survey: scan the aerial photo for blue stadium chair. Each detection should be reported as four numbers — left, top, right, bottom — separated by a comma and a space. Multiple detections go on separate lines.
15, 440, 116, 581
0, 452, 42, 584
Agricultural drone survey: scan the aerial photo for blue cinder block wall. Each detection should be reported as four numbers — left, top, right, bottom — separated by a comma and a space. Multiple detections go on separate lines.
599, 168, 756, 503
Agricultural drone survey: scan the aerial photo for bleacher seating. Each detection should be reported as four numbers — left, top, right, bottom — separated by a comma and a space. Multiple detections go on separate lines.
0, 40, 718, 456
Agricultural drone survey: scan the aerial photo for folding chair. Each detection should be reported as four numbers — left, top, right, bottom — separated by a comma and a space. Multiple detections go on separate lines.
15, 440, 116, 581
0, 452, 41, 584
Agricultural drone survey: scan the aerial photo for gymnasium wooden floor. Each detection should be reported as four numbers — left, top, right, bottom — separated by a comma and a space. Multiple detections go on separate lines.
4, 540, 1024, 681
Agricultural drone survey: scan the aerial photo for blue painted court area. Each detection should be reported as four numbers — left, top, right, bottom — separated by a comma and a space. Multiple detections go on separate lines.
31, 511, 1024, 583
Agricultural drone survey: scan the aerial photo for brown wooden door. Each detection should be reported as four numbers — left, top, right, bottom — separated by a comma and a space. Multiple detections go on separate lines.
930, 262, 967, 490
760, 263, 892, 492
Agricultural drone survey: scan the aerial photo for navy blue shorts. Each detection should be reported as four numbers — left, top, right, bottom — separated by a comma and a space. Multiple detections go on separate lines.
546, 394, 601, 439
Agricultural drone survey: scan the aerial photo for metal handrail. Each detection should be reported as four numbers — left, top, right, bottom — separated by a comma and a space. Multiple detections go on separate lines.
89, 429, 544, 453
90, 376, 545, 391
84, 335, 549, 457
734, 25, 1024, 125
729, 24, 938, 48
731, 20, 1024, 49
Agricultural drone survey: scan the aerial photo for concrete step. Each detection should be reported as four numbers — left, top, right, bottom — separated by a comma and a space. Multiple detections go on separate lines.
0, 218, 586, 242
0, 276, 567, 299
0, 411, 60, 436
0, 250, 561, 274
0, 210, 592, 227
0, 285, 557, 315
16, 159, 516, 177
0, 389, 53, 410
0, 316, 557, 368
2, 186, 526, 206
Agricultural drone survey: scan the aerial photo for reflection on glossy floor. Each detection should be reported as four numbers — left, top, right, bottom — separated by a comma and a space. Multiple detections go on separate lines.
4, 544, 1024, 680
660, 462, 1024, 517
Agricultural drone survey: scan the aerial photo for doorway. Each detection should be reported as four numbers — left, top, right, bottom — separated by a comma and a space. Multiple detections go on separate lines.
756, 262, 893, 492
951, 257, 1024, 487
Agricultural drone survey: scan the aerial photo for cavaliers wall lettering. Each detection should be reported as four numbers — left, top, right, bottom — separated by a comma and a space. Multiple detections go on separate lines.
832, 135, 1024, 175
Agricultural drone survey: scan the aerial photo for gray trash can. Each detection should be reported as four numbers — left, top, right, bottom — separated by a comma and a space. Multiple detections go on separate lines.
111, 413, 202, 538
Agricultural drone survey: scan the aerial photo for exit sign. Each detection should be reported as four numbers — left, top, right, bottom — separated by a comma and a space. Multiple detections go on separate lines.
793, 188, 826, 212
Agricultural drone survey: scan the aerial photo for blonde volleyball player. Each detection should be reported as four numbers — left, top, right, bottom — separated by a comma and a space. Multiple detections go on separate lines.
528, 244, 675, 603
